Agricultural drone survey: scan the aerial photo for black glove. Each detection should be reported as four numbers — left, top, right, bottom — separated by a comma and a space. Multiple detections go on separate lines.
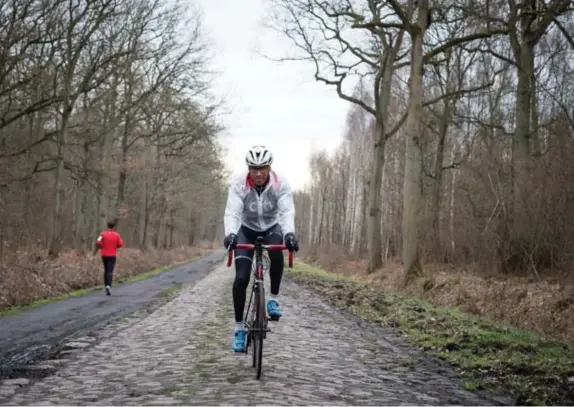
284, 233, 299, 252
224, 233, 237, 250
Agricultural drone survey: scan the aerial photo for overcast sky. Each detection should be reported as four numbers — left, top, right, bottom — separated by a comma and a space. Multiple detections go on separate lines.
196, 0, 351, 191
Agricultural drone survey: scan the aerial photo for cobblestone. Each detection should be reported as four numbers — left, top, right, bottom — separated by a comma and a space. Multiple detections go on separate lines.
0, 262, 511, 405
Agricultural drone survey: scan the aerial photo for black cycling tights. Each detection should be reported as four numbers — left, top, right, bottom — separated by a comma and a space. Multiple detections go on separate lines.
233, 224, 284, 322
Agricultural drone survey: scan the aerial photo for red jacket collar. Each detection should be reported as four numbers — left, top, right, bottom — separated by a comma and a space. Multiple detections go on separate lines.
245, 171, 279, 190
246, 173, 269, 188
246, 174, 255, 188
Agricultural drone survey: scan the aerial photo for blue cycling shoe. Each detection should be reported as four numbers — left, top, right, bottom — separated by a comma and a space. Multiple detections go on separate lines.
232, 329, 246, 352
267, 298, 283, 320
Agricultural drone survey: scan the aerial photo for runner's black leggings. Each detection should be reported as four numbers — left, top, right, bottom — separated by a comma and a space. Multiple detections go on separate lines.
102, 256, 116, 287
233, 224, 284, 322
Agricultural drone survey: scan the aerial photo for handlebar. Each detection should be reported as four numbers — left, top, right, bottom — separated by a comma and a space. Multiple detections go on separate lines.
226, 244, 294, 268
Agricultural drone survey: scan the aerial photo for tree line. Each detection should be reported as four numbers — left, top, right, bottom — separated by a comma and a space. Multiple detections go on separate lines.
269, 0, 574, 280
0, 0, 228, 259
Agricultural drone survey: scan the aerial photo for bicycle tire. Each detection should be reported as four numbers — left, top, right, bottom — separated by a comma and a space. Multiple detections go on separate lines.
255, 278, 265, 379
245, 325, 251, 355
251, 285, 258, 368
244, 293, 253, 356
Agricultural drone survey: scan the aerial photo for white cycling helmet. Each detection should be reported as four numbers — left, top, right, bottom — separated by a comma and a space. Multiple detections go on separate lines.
245, 145, 273, 166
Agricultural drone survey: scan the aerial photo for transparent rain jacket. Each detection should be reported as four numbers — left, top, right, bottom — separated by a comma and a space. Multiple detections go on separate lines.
224, 171, 295, 236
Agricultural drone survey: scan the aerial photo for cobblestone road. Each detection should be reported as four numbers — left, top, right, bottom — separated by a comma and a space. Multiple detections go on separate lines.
0, 262, 511, 405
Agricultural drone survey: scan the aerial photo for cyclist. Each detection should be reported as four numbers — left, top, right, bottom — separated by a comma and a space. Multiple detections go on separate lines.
223, 145, 299, 352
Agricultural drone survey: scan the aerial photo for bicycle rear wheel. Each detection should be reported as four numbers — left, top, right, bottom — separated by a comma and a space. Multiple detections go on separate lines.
255, 278, 265, 379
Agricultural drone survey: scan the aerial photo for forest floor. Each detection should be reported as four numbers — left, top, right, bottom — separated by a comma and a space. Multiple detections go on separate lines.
301, 246, 574, 342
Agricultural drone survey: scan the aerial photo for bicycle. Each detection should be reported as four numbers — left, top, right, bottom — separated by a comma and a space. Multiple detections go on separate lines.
226, 236, 294, 379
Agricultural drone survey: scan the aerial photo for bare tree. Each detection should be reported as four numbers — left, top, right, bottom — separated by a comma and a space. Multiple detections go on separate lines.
267, 0, 514, 278
0, 0, 228, 258
267, 0, 411, 272
289, 0, 574, 283
46, 0, 130, 257
505, 0, 571, 271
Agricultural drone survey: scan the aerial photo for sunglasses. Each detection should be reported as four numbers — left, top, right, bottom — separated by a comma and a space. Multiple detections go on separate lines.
249, 166, 270, 172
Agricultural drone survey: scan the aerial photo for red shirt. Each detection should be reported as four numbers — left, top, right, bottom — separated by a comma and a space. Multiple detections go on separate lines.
96, 229, 124, 256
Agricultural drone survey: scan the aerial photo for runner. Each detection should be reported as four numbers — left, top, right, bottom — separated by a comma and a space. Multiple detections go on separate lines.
94, 220, 124, 296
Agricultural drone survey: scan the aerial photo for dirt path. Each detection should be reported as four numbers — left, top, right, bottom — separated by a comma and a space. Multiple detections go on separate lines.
0, 261, 512, 405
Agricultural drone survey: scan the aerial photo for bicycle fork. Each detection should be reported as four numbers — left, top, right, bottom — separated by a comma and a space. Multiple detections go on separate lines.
245, 278, 270, 341
256, 279, 271, 338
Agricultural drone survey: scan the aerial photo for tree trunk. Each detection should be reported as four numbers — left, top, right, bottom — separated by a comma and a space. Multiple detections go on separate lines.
73, 178, 84, 250
366, 56, 394, 273
510, 41, 534, 271
116, 118, 130, 219
116, 56, 135, 221
430, 102, 450, 258
162, 223, 168, 249
96, 75, 118, 235
308, 186, 315, 245
366, 122, 385, 272
317, 188, 326, 245
24, 148, 33, 244
75, 140, 91, 250
402, 7, 427, 283
48, 109, 72, 258
188, 216, 196, 246
0, 213, 4, 261
96, 126, 109, 232
530, 66, 541, 156
449, 142, 459, 261
141, 177, 150, 248
169, 216, 174, 249
360, 181, 369, 254
153, 195, 164, 249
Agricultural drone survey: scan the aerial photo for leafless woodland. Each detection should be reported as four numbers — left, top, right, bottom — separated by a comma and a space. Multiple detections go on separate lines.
0, 0, 228, 260
267, 0, 574, 280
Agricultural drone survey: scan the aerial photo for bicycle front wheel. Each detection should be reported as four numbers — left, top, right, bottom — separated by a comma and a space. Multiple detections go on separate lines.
251, 286, 258, 368
255, 278, 265, 379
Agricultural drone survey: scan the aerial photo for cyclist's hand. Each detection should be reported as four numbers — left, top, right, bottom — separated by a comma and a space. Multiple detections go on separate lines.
224, 233, 238, 250
284, 233, 299, 252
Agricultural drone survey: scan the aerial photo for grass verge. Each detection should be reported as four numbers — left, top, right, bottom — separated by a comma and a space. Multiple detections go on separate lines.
0, 256, 200, 317
0, 287, 100, 317
288, 262, 574, 406
117, 256, 200, 284
158, 283, 184, 298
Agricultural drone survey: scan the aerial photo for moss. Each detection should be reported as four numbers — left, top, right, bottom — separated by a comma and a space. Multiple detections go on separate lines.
118, 256, 199, 283
158, 283, 184, 297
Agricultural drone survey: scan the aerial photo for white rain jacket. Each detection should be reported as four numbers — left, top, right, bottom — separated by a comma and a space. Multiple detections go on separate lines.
224, 171, 296, 236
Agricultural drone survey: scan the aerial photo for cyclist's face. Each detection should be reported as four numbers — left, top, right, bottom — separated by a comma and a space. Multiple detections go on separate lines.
249, 165, 270, 185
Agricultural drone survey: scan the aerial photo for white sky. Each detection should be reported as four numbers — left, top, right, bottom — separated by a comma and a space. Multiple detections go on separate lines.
196, 0, 351, 191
